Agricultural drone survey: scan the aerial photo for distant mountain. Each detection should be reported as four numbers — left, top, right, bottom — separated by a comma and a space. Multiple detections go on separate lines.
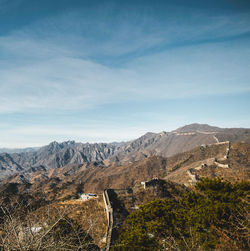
0, 140, 118, 180
0, 141, 248, 205
174, 123, 221, 133
0, 123, 250, 180
0, 147, 39, 154
108, 123, 250, 165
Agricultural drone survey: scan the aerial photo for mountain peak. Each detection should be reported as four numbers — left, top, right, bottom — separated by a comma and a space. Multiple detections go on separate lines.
0, 124, 249, 181
174, 123, 220, 133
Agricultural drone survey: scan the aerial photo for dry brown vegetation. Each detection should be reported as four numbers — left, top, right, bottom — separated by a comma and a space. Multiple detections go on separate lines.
0, 203, 100, 250
0, 142, 249, 250
34, 197, 107, 249
0, 142, 249, 209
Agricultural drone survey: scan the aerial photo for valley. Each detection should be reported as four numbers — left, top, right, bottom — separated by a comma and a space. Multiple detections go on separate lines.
0, 123, 249, 250
1, 123, 249, 181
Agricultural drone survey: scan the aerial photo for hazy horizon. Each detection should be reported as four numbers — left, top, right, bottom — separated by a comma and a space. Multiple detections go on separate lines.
1, 122, 249, 149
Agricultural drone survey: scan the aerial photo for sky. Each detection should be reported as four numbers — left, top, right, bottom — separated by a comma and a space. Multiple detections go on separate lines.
0, 0, 250, 148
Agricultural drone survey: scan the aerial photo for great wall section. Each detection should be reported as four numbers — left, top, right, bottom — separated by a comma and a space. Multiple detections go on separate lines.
103, 189, 114, 251
101, 132, 233, 248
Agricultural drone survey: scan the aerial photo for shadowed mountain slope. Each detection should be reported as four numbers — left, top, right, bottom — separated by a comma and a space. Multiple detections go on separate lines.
0, 124, 250, 180
0, 141, 248, 207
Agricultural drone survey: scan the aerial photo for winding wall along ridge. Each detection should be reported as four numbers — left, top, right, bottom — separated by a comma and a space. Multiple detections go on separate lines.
103, 189, 114, 251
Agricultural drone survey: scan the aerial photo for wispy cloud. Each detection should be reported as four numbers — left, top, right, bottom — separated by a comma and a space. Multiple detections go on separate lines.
1, 34, 249, 114
0, 2, 250, 146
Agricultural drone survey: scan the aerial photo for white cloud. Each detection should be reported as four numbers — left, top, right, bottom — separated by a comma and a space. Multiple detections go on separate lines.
0, 34, 249, 114
0, 5, 250, 147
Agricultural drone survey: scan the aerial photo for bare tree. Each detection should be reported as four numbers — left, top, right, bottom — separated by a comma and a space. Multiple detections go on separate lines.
0, 202, 99, 250
214, 205, 250, 251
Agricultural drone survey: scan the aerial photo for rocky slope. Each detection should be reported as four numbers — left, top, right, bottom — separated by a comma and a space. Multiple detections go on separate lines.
0, 141, 248, 206
0, 141, 118, 180
1, 123, 250, 180
106, 123, 250, 165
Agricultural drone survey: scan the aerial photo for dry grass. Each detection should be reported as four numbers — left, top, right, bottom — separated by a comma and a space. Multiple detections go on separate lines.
33, 196, 107, 249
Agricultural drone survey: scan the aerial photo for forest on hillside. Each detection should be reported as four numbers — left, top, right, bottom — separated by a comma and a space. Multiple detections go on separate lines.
112, 179, 249, 251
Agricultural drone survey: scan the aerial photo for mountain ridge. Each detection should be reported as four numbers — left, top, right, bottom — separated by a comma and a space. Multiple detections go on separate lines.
0, 123, 250, 180
0, 141, 248, 206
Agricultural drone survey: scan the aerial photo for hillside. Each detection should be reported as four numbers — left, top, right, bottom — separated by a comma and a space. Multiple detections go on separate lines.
1, 123, 250, 181
0, 140, 249, 250
0, 141, 118, 180
112, 179, 249, 250
0, 141, 248, 207
0, 195, 107, 250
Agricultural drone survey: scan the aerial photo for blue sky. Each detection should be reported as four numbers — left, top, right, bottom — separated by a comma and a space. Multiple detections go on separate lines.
0, 0, 250, 147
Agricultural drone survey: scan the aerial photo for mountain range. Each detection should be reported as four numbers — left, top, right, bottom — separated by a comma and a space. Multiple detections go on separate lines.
0, 123, 250, 181
1, 140, 249, 205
